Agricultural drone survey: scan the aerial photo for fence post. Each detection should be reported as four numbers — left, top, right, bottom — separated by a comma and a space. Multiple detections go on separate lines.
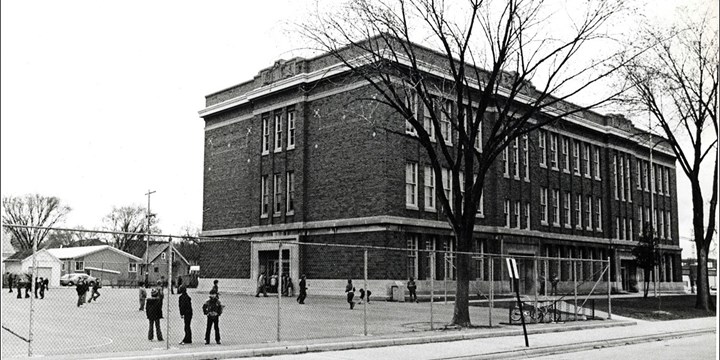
277, 243, 282, 342
166, 237, 173, 350
489, 257, 494, 327
28, 236, 38, 357
363, 249, 368, 336
607, 257, 612, 320
533, 256, 538, 324
430, 250, 435, 331
573, 260, 578, 322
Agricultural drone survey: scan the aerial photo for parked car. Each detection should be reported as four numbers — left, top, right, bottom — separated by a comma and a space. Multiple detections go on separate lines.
60, 273, 97, 286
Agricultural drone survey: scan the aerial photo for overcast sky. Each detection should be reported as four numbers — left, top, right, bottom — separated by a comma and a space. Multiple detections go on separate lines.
1, 0, 716, 258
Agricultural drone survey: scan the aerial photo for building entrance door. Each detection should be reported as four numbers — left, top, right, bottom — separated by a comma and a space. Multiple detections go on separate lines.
620, 259, 638, 292
259, 249, 290, 294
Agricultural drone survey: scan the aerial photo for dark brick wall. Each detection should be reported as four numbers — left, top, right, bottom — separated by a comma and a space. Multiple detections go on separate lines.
199, 240, 250, 279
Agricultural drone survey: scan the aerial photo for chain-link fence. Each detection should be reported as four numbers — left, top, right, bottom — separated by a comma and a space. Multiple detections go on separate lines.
1, 224, 612, 358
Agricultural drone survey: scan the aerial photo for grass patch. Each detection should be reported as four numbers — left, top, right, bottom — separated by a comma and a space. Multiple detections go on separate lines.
596, 295, 716, 321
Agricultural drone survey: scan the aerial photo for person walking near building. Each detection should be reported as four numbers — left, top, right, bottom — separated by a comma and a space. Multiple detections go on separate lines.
296, 274, 307, 304
178, 285, 193, 345
76, 279, 87, 307
202, 292, 223, 345
255, 273, 267, 297
211, 279, 219, 296
88, 280, 101, 303
16, 276, 23, 299
146, 288, 164, 341
38, 277, 45, 299
407, 277, 417, 302
7, 272, 14, 293
139, 282, 148, 311
345, 279, 355, 310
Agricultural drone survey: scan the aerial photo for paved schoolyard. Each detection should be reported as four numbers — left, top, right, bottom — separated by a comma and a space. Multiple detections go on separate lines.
1, 287, 509, 358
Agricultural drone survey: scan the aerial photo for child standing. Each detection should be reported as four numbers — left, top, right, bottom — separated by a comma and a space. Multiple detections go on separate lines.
202, 292, 223, 344
146, 288, 163, 341
407, 277, 417, 302
345, 279, 355, 309
178, 285, 193, 345
139, 282, 147, 311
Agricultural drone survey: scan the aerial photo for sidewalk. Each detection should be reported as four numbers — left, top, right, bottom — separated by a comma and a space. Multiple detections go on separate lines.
39, 316, 716, 360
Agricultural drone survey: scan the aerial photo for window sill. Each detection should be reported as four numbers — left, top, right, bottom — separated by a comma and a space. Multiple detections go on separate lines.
513, 176, 520, 181
274, 148, 282, 154
476, 214, 485, 218
553, 223, 561, 227
564, 225, 572, 229
573, 172, 581, 176
286, 211, 295, 216
287, 145, 295, 151
273, 213, 281, 218
406, 205, 419, 210
551, 167, 559, 171
563, 169, 570, 174
584, 174, 591, 179
262, 151, 270, 156
541, 221, 549, 226
540, 164, 547, 169
260, 214, 269, 219
524, 178, 530, 183
425, 207, 437, 213
595, 176, 602, 181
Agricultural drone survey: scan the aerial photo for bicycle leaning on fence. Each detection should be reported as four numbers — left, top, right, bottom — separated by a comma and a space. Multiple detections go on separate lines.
510, 301, 556, 323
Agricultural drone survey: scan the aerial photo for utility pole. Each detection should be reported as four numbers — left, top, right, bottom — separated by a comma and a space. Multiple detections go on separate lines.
145, 189, 156, 286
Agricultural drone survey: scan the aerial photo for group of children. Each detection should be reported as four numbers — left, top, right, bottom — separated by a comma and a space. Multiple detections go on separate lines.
139, 279, 223, 345
75, 279, 101, 306
344, 279, 372, 309
5, 273, 49, 299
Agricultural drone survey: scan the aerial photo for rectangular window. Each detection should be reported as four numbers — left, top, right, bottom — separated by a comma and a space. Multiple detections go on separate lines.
653, 208, 658, 233
406, 162, 418, 208
643, 162, 649, 191
615, 217, 620, 239
583, 144, 591, 177
552, 189, 560, 226
423, 101, 436, 142
636, 159, 642, 189
128, 263, 137, 273
405, 92, 418, 135
407, 235, 419, 279
286, 171, 295, 214
659, 211, 665, 239
575, 194, 582, 229
504, 200, 511, 228
513, 138, 520, 179
262, 115, 270, 154
458, 171, 465, 204
540, 188, 548, 224
261, 175, 269, 217
474, 174, 484, 218
525, 203, 531, 230
539, 131, 547, 167
613, 154, 619, 199
442, 168, 453, 208
621, 218, 626, 240
523, 135, 529, 181
286, 109, 296, 149
655, 166, 661, 194
585, 195, 592, 230
440, 100, 452, 145
564, 192, 571, 227
595, 198, 602, 231
424, 166, 435, 211
273, 174, 282, 214
626, 158, 632, 202
562, 138, 570, 172
502, 146, 509, 178
659, 167, 665, 195
550, 133, 558, 169
594, 148, 601, 179
274, 112, 283, 152
619, 156, 625, 201
514, 201, 521, 229
645, 207, 651, 231
665, 211, 671, 239
75, 261, 84, 272
664, 168, 670, 196
628, 220, 633, 241
573, 141, 581, 175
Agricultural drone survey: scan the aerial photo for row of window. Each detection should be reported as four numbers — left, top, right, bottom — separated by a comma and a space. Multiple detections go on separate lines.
260, 172, 295, 217
538, 188, 603, 231
404, 93, 484, 150
405, 162, 484, 216
501, 135, 530, 181
538, 130, 602, 180
613, 154, 672, 202
261, 107, 296, 155
66, 261, 140, 273
406, 235, 457, 280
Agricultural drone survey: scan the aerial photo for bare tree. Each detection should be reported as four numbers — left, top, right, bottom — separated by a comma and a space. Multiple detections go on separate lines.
43, 226, 105, 248
301, 0, 635, 326
621, 10, 718, 310
103, 206, 159, 252
2, 194, 71, 250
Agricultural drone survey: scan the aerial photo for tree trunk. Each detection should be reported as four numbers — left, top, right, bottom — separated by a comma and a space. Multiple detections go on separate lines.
694, 244, 710, 310
451, 230, 472, 327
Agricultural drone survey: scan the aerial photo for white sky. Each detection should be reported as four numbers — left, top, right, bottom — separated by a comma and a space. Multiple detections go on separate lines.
1, 0, 716, 258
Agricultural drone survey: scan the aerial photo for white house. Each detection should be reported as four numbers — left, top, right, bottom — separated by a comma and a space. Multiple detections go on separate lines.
3, 249, 63, 287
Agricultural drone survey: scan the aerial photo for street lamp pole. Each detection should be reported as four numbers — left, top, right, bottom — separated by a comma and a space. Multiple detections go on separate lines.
145, 189, 156, 285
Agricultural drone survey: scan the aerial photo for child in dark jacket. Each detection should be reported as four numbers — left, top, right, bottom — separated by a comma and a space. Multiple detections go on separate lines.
202, 293, 223, 344
178, 285, 193, 345
146, 288, 164, 341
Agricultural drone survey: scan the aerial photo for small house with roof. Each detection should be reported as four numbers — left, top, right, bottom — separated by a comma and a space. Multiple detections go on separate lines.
126, 241, 190, 285
47, 245, 143, 286
3, 249, 63, 287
